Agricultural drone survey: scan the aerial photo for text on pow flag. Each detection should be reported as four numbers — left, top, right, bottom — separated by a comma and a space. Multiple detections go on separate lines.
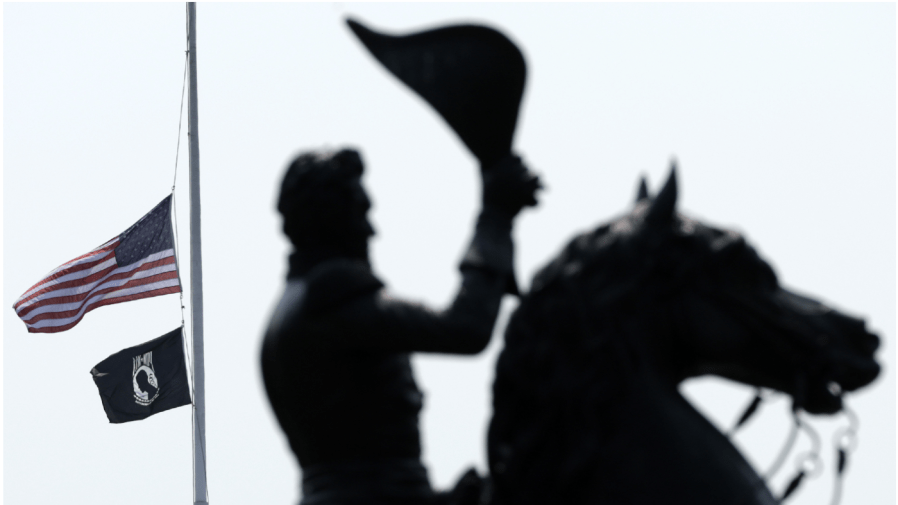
91, 327, 192, 423
13, 195, 181, 333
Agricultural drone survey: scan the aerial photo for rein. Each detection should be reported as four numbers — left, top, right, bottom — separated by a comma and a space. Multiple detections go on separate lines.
728, 389, 860, 505
714, 287, 864, 503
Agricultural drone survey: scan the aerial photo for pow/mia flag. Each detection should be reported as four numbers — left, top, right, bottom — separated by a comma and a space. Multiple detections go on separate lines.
91, 327, 191, 423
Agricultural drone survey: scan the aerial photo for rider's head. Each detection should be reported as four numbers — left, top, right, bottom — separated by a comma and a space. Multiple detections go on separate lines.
277, 148, 374, 263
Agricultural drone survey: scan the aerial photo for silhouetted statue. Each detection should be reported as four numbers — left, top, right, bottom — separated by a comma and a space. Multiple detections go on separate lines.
488, 167, 881, 505
261, 18, 542, 505
261, 148, 539, 505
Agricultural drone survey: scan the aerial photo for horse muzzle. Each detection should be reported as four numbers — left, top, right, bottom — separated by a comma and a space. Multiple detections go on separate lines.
774, 289, 881, 414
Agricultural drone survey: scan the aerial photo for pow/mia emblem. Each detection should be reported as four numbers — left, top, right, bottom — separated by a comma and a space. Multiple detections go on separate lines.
132, 351, 160, 406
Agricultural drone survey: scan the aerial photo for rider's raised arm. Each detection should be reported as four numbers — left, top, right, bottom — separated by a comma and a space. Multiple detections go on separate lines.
306, 155, 540, 355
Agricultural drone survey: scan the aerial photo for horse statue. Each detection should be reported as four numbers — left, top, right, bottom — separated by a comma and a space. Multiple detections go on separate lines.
487, 167, 881, 505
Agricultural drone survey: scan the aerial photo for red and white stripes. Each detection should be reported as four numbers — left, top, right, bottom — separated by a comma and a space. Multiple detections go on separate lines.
13, 238, 180, 333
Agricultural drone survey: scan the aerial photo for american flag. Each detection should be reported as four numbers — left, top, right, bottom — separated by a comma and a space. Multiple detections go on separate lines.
13, 195, 181, 333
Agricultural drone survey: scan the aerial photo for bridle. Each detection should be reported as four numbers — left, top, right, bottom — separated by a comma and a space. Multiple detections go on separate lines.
728, 388, 860, 505
667, 281, 863, 505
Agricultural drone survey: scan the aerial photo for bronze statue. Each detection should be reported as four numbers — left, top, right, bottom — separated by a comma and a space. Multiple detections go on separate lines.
263, 16, 881, 505
261, 148, 539, 505
488, 167, 881, 505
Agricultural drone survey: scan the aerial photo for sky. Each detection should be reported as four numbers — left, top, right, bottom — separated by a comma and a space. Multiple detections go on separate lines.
3, 3, 895, 505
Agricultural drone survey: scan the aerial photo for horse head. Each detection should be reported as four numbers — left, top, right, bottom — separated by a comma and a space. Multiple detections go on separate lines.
488, 166, 880, 504
626, 168, 879, 413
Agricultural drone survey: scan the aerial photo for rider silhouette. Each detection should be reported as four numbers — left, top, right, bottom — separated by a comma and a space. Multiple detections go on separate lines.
262, 148, 540, 505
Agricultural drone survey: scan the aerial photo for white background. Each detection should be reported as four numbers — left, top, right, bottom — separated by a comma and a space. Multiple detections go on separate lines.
4, 3, 894, 505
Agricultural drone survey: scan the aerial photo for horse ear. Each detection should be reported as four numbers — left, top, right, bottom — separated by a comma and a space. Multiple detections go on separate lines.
635, 176, 649, 202
645, 161, 678, 226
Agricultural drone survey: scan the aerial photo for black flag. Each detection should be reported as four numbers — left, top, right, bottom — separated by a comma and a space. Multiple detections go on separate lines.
91, 327, 191, 423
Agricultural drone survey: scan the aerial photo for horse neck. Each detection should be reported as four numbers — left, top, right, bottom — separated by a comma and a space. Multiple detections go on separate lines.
593, 346, 778, 505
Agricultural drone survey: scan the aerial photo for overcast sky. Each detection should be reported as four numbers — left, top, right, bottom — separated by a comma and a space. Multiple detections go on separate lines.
4, 3, 895, 505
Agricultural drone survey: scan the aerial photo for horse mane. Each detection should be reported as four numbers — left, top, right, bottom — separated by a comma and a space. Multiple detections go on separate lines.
491, 202, 749, 504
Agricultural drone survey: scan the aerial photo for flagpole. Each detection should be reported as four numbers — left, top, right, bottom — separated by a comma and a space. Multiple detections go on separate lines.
187, 3, 208, 504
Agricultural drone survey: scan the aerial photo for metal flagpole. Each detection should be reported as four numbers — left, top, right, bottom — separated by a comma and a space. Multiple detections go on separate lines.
187, 3, 208, 504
